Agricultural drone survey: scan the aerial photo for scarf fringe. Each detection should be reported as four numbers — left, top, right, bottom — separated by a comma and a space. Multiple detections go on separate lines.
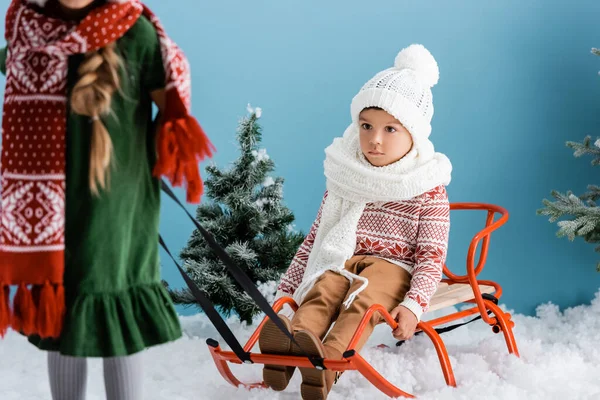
153, 115, 215, 204
0, 284, 10, 337
2, 282, 64, 339
12, 283, 36, 335
36, 281, 63, 338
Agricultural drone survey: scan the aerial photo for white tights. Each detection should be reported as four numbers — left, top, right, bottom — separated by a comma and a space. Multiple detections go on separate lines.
47, 351, 144, 400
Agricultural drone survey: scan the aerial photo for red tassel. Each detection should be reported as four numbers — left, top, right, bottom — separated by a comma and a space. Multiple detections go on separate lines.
12, 283, 37, 335
154, 121, 179, 177
0, 284, 10, 338
36, 281, 59, 339
153, 115, 215, 204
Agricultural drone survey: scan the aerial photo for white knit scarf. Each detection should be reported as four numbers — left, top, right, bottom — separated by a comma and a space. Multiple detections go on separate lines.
292, 124, 452, 308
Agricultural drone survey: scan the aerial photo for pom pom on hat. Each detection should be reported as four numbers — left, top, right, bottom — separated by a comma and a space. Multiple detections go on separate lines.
394, 44, 439, 88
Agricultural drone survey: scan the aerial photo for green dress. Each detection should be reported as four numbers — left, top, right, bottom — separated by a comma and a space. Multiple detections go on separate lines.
1, 16, 183, 357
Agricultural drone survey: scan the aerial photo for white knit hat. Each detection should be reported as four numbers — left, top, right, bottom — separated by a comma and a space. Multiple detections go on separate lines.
350, 44, 439, 142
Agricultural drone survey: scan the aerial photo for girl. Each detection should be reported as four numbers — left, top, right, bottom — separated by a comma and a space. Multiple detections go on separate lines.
258, 44, 452, 400
0, 0, 213, 399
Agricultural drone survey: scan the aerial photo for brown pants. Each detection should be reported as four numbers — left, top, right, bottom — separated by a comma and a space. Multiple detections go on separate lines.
290, 255, 412, 356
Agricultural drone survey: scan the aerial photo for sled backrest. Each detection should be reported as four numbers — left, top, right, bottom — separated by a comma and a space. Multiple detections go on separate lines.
443, 203, 509, 283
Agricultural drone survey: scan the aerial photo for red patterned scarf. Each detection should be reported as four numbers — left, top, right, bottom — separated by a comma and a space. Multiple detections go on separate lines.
0, 0, 214, 338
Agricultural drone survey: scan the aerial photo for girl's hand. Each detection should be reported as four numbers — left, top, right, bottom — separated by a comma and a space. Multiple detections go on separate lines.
389, 305, 418, 341
150, 89, 166, 113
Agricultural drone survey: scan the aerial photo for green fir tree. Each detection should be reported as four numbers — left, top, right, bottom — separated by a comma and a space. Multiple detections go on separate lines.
538, 48, 600, 270
167, 105, 304, 323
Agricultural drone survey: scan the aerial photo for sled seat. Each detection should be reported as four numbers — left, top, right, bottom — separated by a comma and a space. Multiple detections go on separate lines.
429, 282, 496, 312
207, 202, 520, 398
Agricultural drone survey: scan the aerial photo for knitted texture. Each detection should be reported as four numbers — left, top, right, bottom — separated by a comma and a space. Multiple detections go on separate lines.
278, 186, 450, 321
0, 0, 213, 339
284, 121, 451, 317
350, 44, 439, 159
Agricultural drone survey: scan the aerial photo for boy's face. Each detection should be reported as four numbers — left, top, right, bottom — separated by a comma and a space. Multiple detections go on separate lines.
358, 108, 413, 167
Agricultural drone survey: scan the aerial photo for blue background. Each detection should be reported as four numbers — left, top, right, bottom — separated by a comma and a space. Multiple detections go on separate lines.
1, 0, 600, 317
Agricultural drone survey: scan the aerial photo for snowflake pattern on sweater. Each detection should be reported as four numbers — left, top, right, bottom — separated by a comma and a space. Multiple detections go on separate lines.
278, 185, 450, 319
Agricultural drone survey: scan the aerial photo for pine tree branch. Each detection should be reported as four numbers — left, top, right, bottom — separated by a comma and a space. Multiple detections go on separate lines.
538, 47, 600, 270
167, 108, 305, 322
539, 190, 600, 222
167, 287, 198, 306
566, 136, 600, 165
578, 185, 600, 205
226, 241, 258, 264
539, 192, 600, 249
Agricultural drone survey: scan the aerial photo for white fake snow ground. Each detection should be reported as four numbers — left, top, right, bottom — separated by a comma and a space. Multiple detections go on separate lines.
2, 292, 600, 400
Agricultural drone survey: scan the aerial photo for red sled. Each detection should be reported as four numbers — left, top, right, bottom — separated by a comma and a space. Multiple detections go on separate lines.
207, 203, 520, 398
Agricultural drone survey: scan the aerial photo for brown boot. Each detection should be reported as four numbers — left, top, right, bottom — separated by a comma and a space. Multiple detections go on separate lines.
258, 315, 295, 391
293, 330, 337, 400
323, 346, 344, 389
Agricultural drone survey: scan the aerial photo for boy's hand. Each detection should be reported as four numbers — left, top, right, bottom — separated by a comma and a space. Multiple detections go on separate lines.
389, 305, 418, 340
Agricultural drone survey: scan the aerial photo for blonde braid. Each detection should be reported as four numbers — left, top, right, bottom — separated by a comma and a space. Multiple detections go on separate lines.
70, 42, 122, 196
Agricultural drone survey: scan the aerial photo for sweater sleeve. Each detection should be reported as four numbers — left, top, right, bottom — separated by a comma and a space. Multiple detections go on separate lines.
399, 186, 450, 321
276, 191, 328, 297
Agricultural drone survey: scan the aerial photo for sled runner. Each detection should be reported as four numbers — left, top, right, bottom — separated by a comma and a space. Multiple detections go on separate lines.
160, 182, 519, 398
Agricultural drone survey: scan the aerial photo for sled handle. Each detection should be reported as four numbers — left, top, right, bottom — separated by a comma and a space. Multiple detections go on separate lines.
444, 203, 509, 282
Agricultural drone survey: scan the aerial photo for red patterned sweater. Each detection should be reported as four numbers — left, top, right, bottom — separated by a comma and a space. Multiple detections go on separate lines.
278, 185, 450, 320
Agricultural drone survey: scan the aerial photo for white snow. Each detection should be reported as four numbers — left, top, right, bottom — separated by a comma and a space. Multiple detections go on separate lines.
252, 149, 270, 164
246, 103, 263, 118
3, 291, 600, 399
254, 177, 279, 209
594, 138, 600, 149
287, 223, 297, 233
256, 280, 278, 303
263, 177, 275, 187
251, 149, 270, 168
254, 198, 269, 209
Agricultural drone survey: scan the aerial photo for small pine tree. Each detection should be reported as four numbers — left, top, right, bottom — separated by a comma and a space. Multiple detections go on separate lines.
167, 105, 304, 324
538, 48, 600, 271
